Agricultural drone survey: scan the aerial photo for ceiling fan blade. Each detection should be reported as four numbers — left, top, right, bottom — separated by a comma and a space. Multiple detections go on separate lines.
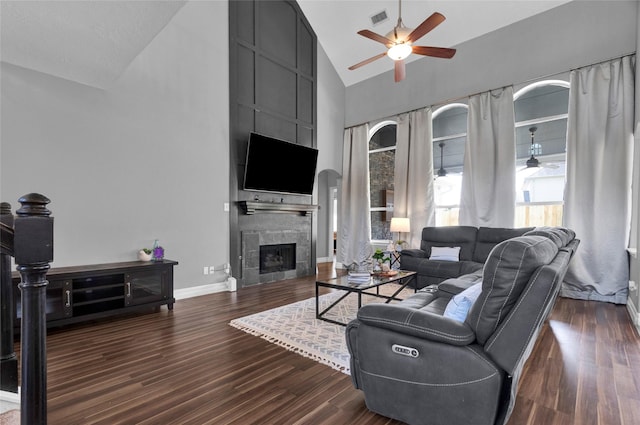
394, 60, 406, 82
357, 29, 393, 46
407, 12, 446, 43
412, 46, 456, 59
348, 52, 388, 70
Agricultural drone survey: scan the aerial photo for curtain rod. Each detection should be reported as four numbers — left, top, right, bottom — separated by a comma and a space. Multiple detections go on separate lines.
346, 52, 636, 130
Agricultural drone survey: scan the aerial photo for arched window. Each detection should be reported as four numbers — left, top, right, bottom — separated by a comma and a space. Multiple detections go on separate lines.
432, 103, 468, 226
368, 121, 397, 241
514, 80, 569, 227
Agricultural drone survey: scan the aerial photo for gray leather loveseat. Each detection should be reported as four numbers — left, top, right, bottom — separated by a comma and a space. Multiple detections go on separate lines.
346, 227, 579, 425
400, 226, 533, 289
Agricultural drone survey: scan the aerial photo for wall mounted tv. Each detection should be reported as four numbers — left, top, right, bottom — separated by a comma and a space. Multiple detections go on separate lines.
243, 132, 318, 196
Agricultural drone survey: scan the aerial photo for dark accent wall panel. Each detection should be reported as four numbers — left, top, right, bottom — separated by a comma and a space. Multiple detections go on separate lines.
297, 19, 314, 76
258, 1, 297, 67
298, 76, 313, 123
237, 46, 255, 105
256, 56, 297, 118
236, 1, 255, 44
255, 111, 297, 142
229, 0, 317, 287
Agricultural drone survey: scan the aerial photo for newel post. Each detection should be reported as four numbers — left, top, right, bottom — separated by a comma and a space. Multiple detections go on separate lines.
0, 202, 18, 393
14, 193, 54, 425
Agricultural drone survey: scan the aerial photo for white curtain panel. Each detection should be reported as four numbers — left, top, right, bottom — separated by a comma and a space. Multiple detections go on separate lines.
460, 87, 516, 227
562, 56, 635, 304
338, 124, 373, 268
394, 107, 435, 248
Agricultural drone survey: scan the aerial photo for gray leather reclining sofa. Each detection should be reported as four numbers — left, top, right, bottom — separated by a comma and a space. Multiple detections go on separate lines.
400, 226, 533, 289
346, 227, 579, 425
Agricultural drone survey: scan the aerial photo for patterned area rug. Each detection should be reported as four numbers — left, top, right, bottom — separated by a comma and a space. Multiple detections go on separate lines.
0, 410, 19, 425
229, 285, 412, 375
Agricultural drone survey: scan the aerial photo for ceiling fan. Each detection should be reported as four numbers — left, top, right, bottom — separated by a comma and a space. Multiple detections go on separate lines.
348, 0, 456, 82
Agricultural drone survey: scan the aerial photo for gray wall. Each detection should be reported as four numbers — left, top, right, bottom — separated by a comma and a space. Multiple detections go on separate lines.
1, 1, 230, 290
316, 42, 345, 261
345, 0, 637, 127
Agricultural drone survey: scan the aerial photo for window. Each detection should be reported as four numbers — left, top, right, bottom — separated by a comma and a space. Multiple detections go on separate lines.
433, 104, 467, 226
514, 81, 569, 227
368, 121, 396, 241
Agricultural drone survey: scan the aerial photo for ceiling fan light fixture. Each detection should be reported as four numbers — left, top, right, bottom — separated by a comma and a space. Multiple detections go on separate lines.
387, 43, 412, 60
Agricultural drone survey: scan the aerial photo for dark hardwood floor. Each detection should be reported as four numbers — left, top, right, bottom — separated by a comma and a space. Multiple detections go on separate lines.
13, 262, 640, 424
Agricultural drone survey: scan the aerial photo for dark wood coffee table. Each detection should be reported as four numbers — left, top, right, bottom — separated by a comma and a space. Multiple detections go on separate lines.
315, 270, 417, 326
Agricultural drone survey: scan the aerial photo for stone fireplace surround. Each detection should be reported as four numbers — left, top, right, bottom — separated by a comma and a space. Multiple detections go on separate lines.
241, 228, 311, 286
237, 201, 318, 287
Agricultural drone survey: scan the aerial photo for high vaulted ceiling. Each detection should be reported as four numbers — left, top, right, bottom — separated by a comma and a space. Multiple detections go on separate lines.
0, 1, 572, 89
0, 0, 187, 88
298, 0, 573, 86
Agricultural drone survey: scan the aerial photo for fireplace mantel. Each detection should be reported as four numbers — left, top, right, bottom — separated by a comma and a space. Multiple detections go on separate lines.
238, 201, 318, 216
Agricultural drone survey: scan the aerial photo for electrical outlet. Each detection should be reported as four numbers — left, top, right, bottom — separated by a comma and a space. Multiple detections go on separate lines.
223, 202, 229, 212
209, 266, 216, 274
203, 266, 209, 275
630, 280, 637, 291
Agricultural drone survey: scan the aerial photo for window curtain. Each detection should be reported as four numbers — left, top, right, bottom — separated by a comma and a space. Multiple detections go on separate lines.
459, 87, 516, 227
394, 107, 435, 248
338, 124, 372, 268
562, 56, 635, 304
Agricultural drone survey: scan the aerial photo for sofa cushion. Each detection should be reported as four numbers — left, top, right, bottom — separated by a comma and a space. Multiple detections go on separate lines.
438, 271, 483, 296
472, 227, 533, 263
420, 226, 478, 261
466, 235, 558, 345
411, 258, 463, 279
525, 226, 576, 248
443, 282, 483, 322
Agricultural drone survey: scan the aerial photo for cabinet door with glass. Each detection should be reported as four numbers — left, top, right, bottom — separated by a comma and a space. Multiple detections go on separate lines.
124, 268, 169, 307
13, 278, 72, 326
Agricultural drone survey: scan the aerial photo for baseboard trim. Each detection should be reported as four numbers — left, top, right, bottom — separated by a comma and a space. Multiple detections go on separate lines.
0, 389, 20, 413
174, 277, 237, 300
627, 299, 640, 336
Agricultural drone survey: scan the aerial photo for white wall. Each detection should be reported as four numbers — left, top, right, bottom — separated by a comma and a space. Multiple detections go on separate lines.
1, 1, 229, 290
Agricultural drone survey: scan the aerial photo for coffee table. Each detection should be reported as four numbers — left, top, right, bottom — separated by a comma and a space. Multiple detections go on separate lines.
315, 270, 417, 326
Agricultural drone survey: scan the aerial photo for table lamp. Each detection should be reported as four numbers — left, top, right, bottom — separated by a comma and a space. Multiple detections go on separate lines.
390, 217, 410, 249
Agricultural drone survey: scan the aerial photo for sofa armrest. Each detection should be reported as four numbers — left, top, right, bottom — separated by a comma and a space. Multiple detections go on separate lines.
399, 248, 427, 258
356, 303, 476, 346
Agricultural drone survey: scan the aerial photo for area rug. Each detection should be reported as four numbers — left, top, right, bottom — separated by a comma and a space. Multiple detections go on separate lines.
229, 285, 412, 375
0, 410, 19, 425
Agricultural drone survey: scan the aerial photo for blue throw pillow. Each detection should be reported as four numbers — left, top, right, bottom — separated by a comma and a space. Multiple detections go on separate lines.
443, 282, 483, 322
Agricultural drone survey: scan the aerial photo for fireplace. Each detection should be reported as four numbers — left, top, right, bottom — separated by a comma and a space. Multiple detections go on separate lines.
241, 227, 311, 286
260, 243, 296, 274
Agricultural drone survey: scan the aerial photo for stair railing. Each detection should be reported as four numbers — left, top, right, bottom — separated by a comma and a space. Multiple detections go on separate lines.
1, 193, 54, 425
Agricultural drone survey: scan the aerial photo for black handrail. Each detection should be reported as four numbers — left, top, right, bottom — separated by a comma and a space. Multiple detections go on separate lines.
0, 203, 18, 393
1, 194, 54, 425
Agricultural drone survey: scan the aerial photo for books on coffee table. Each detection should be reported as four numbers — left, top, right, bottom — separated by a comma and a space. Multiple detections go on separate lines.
347, 272, 371, 284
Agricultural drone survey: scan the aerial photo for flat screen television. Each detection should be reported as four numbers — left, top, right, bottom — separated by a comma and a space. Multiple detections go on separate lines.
243, 132, 318, 196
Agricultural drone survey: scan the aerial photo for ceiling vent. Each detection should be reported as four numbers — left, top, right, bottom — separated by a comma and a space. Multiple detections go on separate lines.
370, 10, 388, 26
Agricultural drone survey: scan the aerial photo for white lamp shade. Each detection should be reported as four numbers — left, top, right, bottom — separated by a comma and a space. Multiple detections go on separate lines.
390, 217, 410, 233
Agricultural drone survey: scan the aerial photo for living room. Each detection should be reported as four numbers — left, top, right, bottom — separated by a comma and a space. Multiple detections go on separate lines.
1, 1, 640, 424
